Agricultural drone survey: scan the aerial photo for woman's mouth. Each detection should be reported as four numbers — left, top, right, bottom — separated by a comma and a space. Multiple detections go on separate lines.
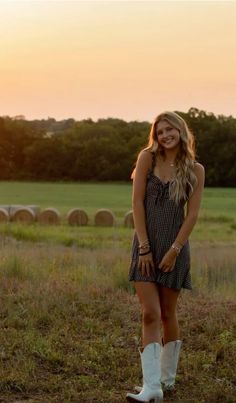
163, 137, 174, 144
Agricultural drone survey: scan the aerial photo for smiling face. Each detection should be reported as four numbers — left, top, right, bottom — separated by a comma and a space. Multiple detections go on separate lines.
156, 120, 181, 151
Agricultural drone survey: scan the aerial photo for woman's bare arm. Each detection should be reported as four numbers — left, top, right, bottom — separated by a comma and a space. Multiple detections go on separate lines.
132, 150, 155, 276
132, 150, 152, 244
158, 163, 205, 272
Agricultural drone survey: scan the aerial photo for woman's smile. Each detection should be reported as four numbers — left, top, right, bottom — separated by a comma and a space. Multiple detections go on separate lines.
156, 121, 180, 149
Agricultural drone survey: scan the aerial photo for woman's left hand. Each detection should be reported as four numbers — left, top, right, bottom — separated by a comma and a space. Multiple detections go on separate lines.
158, 248, 178, 272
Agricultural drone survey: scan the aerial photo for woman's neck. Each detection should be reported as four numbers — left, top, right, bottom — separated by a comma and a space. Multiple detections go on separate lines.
162, 149, 179, 164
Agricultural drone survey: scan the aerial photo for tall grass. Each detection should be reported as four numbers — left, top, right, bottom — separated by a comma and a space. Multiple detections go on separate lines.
0, 238, 235, 401
190, 243, 236, 296
0, 236, 235, 401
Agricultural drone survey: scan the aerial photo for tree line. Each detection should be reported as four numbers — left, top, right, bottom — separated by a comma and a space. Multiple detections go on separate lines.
0, 107, 235, 186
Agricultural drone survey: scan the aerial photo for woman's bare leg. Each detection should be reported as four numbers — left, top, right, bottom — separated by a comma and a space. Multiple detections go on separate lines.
159, 286, 181, 343
134, 282, 162, 348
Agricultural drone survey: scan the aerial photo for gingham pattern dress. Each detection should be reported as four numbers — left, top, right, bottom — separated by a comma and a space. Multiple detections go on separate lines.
129, 154, 192, 290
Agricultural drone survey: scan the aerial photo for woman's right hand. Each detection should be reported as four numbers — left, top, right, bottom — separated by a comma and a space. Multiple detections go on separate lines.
138, 251, 155, 277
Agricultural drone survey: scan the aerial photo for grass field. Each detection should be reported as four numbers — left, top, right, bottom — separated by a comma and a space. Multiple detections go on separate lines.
0, 181, 236, 244
0, 181, 235, 402
0, 181, 236, 220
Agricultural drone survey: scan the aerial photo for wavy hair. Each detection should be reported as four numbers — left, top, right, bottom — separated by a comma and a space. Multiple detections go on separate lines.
134, 111, 197, 203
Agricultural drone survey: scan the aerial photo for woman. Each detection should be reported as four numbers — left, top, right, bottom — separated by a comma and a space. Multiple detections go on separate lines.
126, 111, 205, 402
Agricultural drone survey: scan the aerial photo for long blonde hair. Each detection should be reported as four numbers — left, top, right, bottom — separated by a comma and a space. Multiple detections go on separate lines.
134, 111, 197, 203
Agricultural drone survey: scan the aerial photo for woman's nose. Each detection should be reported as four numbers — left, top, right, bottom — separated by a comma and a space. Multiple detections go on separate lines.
161, 130, 168, 137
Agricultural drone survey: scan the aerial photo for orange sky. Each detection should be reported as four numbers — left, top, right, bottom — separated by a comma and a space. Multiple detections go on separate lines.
0, 1, 236, 122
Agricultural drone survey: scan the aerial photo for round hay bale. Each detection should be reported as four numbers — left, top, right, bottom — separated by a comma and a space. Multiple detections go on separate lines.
124, 210, 134, 228
9, 205, 24, 219
67, 208, 88, 226
12, 207, 36, 224
38, 208, 61, 225
0, 205, 10, 214
94, 209, 116, 227
27, 205, 41, 219
0, 208, 10, 223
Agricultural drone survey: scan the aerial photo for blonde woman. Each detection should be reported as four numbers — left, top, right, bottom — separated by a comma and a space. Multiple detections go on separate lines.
126, 112, 205, 402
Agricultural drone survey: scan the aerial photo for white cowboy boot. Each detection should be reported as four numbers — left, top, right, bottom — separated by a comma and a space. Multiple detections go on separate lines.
161, 340, 182, 390
134, 339, 182, 393
126, 342, 163, 402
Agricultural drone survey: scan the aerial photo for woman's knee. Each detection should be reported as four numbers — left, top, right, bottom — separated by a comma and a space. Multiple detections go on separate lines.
161, 306, 177, 323
142, 306, 161, 326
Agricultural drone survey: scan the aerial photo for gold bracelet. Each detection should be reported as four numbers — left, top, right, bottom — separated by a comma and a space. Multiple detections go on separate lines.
138, 240, 150, 249
139, 245, 150, 251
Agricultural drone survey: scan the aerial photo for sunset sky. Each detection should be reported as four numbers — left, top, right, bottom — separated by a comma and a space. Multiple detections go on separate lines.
1, 1, 236, 122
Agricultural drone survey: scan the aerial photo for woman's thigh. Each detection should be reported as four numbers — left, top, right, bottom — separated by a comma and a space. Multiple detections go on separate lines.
134, 282, 161, 316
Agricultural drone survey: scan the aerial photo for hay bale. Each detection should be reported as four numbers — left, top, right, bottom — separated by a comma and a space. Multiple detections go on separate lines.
12, 207, 36, 224
0, 208, 9, 223
67, 208, 88, 226
9, 205, 24, 219
124, 210, 134, 228
94, 209, 116, 227
0, 205, 10, 214
38, 208, 61, 225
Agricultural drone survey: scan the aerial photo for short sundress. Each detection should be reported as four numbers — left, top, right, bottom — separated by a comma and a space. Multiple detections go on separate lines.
129, 153, 193, 290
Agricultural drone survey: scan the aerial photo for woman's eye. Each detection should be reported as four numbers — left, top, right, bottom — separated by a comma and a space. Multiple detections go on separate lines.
167, 127, 172, 131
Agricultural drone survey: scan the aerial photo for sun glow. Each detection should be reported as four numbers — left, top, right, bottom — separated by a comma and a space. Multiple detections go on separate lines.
0, 1, 236, 121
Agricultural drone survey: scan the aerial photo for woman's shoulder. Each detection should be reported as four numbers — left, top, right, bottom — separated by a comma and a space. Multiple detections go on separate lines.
193, 161, 205, 184
193, 160, 205, 173
137, 149, 154, 168
133, 149, 155, 179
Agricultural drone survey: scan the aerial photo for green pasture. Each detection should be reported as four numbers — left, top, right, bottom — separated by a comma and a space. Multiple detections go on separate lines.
0, 180, 235, 218
0, 181, 235, 243
0, 181, 133, 218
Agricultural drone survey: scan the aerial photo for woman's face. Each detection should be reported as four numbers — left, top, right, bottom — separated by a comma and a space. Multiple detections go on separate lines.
156, 120, 181, 151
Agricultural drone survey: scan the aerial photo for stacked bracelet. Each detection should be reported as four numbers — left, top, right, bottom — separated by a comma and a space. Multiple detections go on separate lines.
138, 239, 150, 249
139, 249, 151, 256
138, 239, 151, 256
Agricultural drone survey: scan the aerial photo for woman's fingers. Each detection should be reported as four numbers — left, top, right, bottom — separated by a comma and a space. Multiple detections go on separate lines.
159, 264, 169, 272
139, 256, 154, 277
141, 261, 145, 276
139, 255, 161, 273
142, 260, 150, 277
158, 262, 163, 269
162, 265, 168, 272
158, 256, 177, 272
146, 260, 153, 277
162, 262, 176, 272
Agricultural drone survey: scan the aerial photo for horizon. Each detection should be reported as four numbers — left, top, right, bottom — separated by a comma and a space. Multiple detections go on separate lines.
2, 105, 235, 123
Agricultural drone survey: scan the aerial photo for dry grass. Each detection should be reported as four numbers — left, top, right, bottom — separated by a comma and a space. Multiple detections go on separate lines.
0, 235, 235, 402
